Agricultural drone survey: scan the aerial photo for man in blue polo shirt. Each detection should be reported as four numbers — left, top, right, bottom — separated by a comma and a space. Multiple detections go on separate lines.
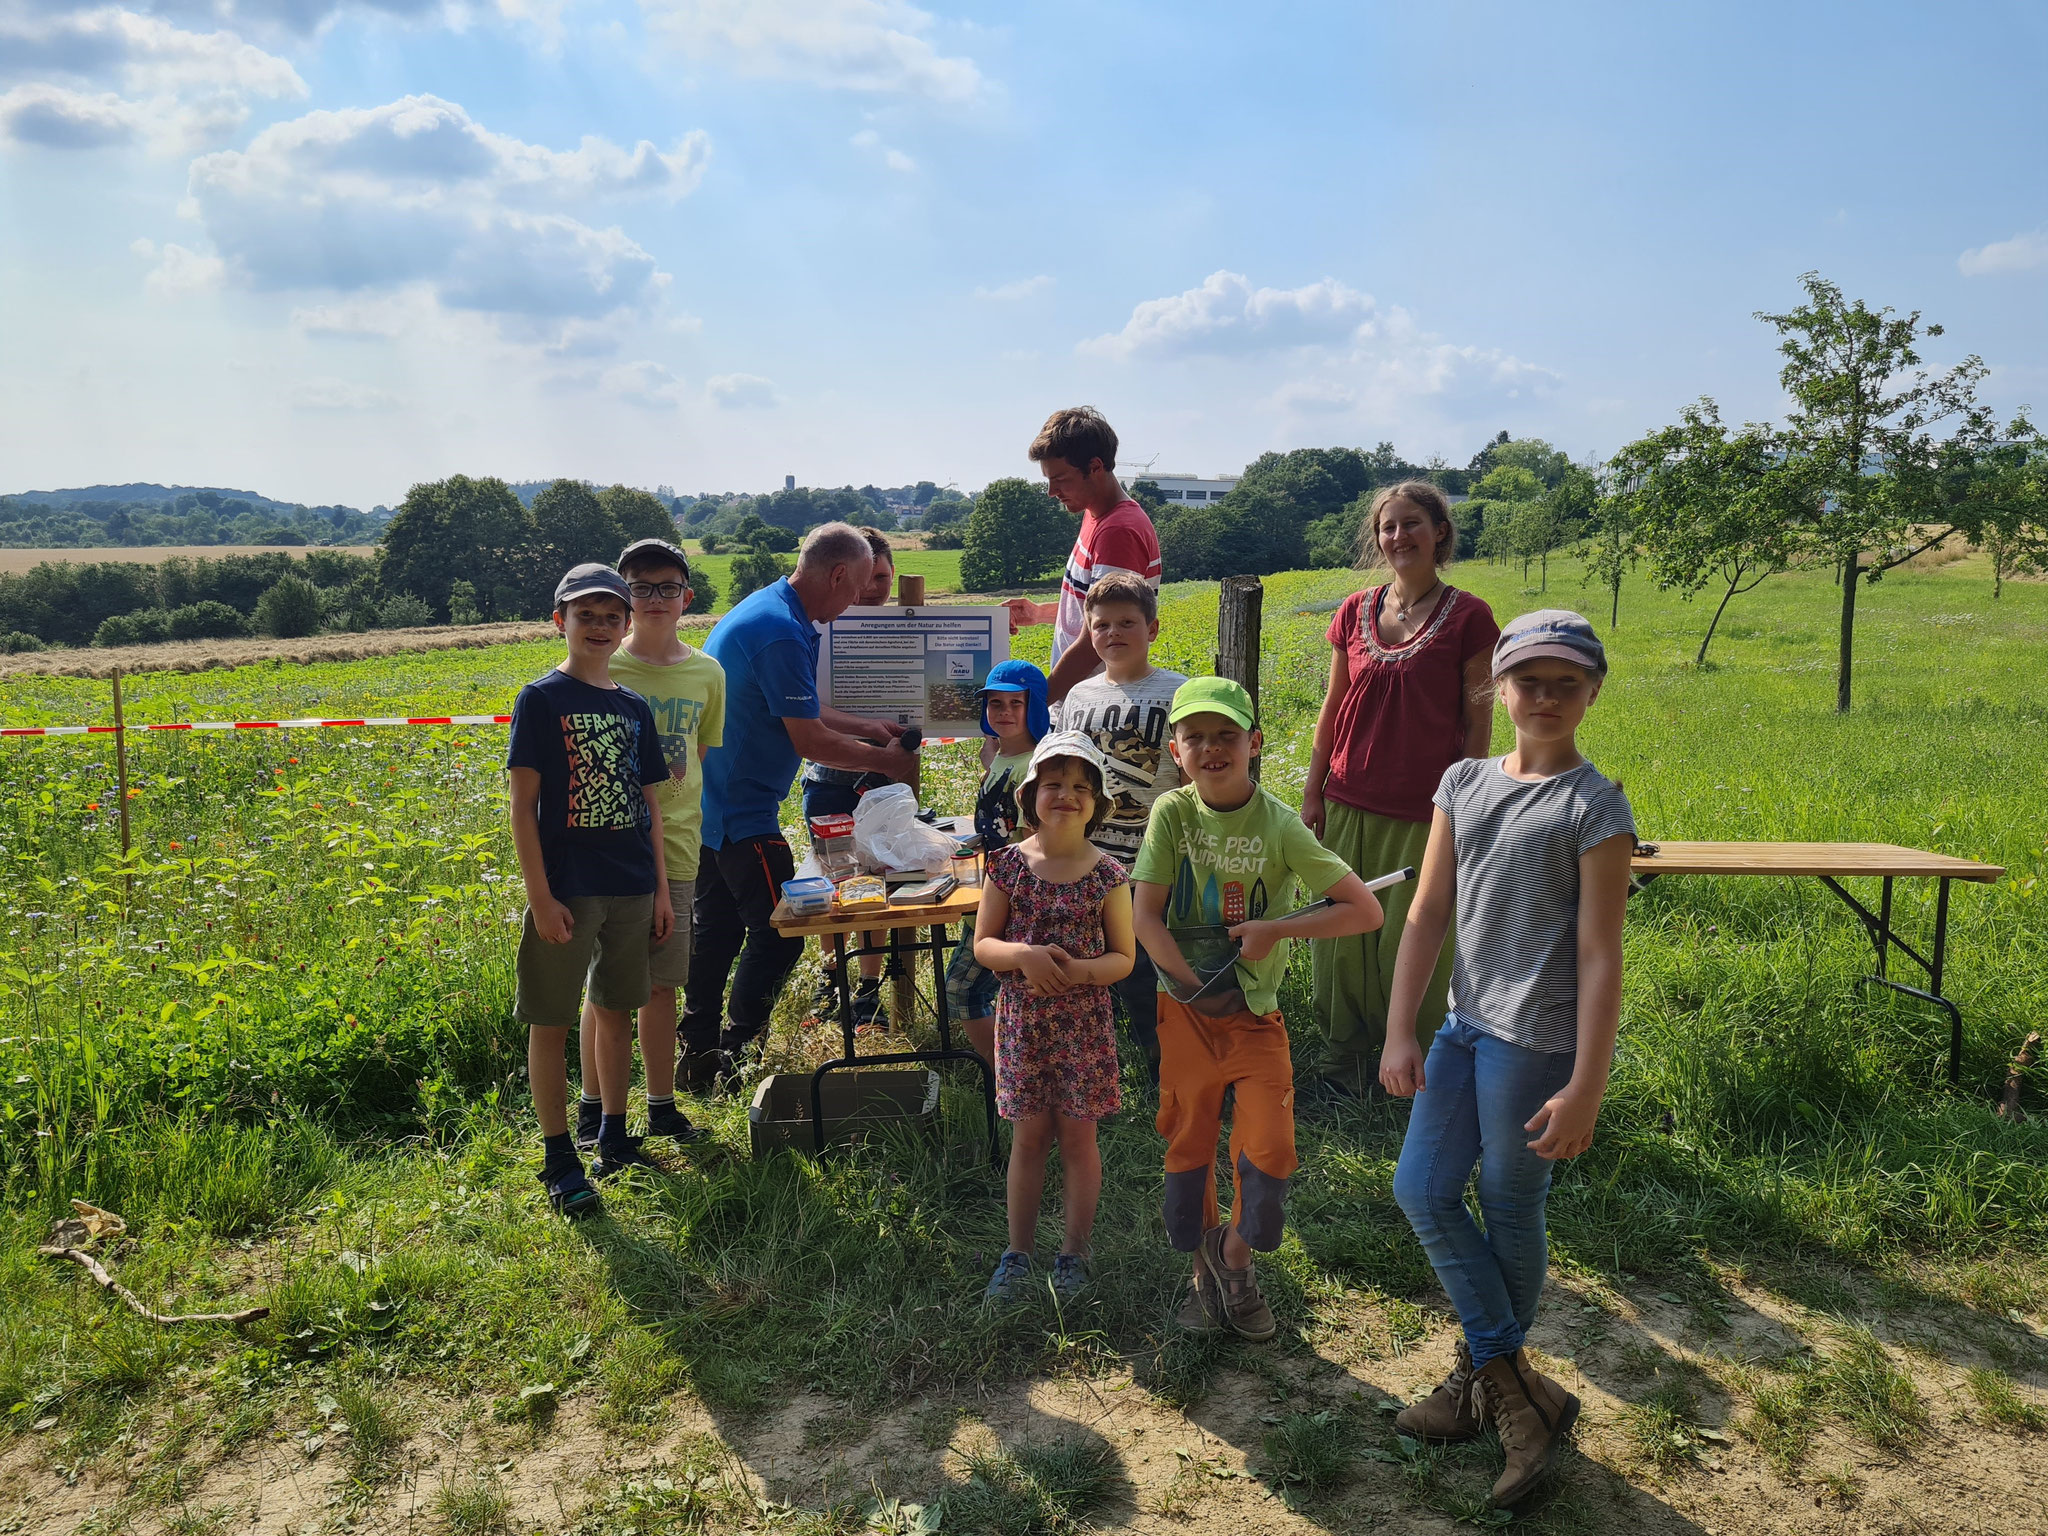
681, 522, 920, 1081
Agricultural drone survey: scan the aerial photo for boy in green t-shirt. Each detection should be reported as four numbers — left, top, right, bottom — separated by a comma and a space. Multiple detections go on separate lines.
574, 538, 726, 1150
1132, 677, 1384, 1340
947, 659, 1047, 1067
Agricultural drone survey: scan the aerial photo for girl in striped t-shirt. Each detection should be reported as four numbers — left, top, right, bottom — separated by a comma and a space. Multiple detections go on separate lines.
1379, 610, 1636, 1511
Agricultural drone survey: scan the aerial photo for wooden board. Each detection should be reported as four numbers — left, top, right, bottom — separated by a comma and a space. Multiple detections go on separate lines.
771, 881, 983, 938
1632, 842, 2002, 883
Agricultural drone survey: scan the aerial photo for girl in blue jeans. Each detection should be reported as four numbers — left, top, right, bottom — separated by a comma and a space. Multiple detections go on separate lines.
1379, 610, 1635, 1510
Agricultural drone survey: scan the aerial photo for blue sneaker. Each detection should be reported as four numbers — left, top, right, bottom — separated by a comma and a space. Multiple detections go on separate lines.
984, 1250, 1032, 1304
1052, 1253, 1089, 1302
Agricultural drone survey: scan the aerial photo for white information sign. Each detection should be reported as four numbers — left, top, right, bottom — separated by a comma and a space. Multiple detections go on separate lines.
817, 605, 1010, 737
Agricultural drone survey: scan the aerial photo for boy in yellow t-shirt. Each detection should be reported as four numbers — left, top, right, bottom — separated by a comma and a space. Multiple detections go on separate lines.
575, 538, 726, 1150
1132, 677, 1383, 1340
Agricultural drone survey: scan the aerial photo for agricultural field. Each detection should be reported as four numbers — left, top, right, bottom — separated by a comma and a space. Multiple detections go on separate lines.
1, 559, 2045, 1535
0, 546, 378, 574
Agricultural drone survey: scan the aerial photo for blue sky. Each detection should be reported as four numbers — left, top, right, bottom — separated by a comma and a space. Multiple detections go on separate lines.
2, 0, 2044, 508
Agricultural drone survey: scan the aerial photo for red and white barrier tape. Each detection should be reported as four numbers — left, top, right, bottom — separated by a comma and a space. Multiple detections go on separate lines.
3, 714, 976, 742
2, 713, 513, 737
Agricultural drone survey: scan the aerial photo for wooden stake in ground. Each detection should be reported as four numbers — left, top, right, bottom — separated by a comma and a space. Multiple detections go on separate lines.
1997, 1032, 2040, 1122
38, 1201, 268, 1326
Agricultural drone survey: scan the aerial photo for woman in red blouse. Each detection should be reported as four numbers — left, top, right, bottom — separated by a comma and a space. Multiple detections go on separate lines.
1302, 481, 1499, 1098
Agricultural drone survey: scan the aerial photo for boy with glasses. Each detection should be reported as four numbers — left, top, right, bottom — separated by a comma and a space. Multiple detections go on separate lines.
570, 538, 726, 1150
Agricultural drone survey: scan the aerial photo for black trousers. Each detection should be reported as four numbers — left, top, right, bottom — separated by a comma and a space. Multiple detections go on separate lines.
681, 834, 806, 1056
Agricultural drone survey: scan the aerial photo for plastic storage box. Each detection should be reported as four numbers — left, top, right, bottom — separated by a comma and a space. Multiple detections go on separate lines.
781, 876, 836, 916
747, 1069, 940, 1159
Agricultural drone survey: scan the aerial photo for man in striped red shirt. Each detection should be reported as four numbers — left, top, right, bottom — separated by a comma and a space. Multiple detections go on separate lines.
1005, 406, 1163, 706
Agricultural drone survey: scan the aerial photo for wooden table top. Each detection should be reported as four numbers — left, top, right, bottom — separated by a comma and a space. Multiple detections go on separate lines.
770, 881, 983, 938
1631, 842, 2003, 883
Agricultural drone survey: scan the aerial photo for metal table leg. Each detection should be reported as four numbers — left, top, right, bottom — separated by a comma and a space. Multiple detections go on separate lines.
807, 920, 1001, 1167
1818, 874, 1965, 1086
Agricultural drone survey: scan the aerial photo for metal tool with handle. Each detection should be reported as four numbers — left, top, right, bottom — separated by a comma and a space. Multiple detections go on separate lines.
1160, 865, 1418, 1016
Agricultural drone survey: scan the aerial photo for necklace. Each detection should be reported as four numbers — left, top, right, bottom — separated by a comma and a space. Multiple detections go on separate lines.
1391, 577, 1442, 625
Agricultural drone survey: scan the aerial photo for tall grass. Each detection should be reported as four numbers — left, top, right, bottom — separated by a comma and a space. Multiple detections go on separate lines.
0, 557, 2043, 1438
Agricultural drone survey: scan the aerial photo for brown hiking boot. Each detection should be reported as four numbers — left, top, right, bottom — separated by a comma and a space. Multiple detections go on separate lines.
1396, 1338, 1482, 1443
1472, 1348, 1580, 1507
1198, 1225, 1276, 1342
1176, 1250, 1223, 1332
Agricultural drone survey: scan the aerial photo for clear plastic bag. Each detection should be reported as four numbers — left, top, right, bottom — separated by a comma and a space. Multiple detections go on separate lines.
851, 782, 957, 873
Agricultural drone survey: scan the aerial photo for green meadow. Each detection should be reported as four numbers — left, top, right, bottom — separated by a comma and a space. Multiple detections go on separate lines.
1, 555, 2043, 1532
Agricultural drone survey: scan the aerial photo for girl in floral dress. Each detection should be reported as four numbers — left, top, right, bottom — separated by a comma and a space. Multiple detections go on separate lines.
973, 730, 1136, 1302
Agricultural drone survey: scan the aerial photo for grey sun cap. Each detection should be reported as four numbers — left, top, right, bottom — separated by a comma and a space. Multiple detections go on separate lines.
1493, 609, 1607, 675
553, 563, 633, 608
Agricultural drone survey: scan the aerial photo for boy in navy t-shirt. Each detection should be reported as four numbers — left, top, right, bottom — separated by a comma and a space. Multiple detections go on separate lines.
507, 563, 673, 1217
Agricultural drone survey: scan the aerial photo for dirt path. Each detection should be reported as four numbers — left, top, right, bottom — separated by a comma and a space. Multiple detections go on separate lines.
6, 1274, 2042, 1535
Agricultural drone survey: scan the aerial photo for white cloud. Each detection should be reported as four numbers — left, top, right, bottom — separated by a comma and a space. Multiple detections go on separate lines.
0, 7, 304, 150
132, 235, 223, 292
707, 372, 776, 409
172, 95, 706, 339
1958, 229, 2048, 276
1082, 269, 1559, 411
1080, 271, 1376, 360
0, 83, 137, 146
849, 125, 914, 172
640, 0, 982, 101
289, 377, 403, 411
290, 291, 422, 338
1272, 378, 1356, 414
975, 274, 1052, 301
604, 359, 686, 409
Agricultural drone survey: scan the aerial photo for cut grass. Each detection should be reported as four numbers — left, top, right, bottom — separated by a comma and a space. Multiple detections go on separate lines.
1619, 1379, 1705, 1472
332, 1377, 408, 1483
1258, 1408, 1354, 1495
1965, 1366, 2048, 1431
435, 1472, 513, 1536
568, 1437, 746, 1533
938, 1440, 1115, 1535
1818, 1328, 1927, 1449
1738, 1372, 1822, 1473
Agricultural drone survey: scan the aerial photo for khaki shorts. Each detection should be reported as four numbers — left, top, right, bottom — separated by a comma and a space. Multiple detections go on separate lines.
515, 893, 655, 1029
645, 879, 695, 990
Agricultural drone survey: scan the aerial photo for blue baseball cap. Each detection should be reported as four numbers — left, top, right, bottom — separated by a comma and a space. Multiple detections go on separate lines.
980, 659, 1049, 740
1493, 609, 1607, 676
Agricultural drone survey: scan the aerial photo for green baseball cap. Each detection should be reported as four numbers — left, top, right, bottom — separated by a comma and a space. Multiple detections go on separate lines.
1168, 676, 1257, 730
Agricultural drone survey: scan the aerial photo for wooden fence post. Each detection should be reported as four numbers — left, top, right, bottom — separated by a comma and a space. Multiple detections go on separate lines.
1215, 575, 1264, 779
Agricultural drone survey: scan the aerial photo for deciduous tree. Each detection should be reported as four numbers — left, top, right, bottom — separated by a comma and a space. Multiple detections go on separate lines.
1759, 273, 1993, 711
1606, 401, 1803, 664
960, 478, 1075, 591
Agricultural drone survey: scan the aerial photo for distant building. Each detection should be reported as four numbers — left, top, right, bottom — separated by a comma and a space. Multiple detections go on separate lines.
1127, 471, 1241, 504
785, 474, 796, 490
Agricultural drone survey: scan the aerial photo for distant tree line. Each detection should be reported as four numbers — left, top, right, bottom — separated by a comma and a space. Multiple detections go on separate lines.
0, 487, 383, 548
0, 550, 377, 648
375, 477, 710, 623
1120, 440, 1483, 584
0, 475, 717, 648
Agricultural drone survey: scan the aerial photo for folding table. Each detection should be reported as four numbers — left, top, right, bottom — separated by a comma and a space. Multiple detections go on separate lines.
1629, 841, 2005, 1084
769, 878, 1000, 1166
